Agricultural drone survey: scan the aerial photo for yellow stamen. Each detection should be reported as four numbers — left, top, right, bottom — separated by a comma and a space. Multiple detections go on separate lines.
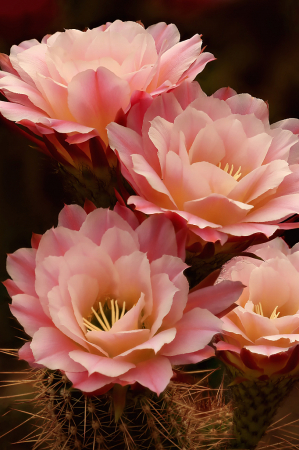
83, 317, 101, 332
111, 299, 115, 325
233, 166, 242, 180
91, 306, 109, 331
218, 162, 242, 180
269, 306, 280, 320
99, 302, 111, 330
255, 302, 264, 316
120, 301, 126, 319
115, 300, 119, 322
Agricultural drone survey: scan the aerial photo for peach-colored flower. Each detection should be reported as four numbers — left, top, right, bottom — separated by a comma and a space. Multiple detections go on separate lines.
4, 203, 242, 394
216, 237, 299, 379
0, 21, 213, 168
107, 82, 299, 245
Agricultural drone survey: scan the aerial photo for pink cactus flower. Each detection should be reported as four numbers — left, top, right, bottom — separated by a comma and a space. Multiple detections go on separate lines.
216, 237, 299, 379
4, 203, 242, 394
0, 21, 213, 168
107, 81, 299, 245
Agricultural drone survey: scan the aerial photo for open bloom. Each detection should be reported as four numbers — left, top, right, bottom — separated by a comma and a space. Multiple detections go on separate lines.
0, 21, 213, 168
5, 203, 242, 394
216, 237, 299, 379
107, 81, 299, 245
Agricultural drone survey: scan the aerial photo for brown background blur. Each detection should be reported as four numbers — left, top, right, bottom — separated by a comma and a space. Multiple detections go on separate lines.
0, 0, 299, 448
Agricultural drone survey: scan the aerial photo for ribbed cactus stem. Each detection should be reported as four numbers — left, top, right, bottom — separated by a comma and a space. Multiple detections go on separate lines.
230, 375, 294, 449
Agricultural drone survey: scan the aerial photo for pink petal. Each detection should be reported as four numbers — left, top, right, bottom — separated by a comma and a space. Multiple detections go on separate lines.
168, 345, 215, 364
79, 207, 136, 246
58, 204, 87, 230
162, 308, 222, 356
179, 52, 215, 83
31, 327, 85, 372
10, 293, 53, 336
100, 227, 139, 262
0, 53, 19, 76
186, 280, 244, 316
6, 248, 36, 296
226, 94, 269, 124
87, 329, 151, 358
36, 227, 90, 264
0, 100, 48, 122
147, 23, 180, 54
136, 215, 178, 261
170, 80, 202, 110
156, 34, 203, 85
19, 342, 44, 368
3, 279, 22, 296
68, 67, 131, 145
264, 128, 298, 164
66, 370, 116, 393
69, 350, 135, 377
244, 193, 299, 223
113, 202, 139, 230
151, 255, 189, 328
184, 194, 252, 227
229, 160, 291, 204
212, 87, 237, 101
120, 355, 173, 395
147, 273, 178, 335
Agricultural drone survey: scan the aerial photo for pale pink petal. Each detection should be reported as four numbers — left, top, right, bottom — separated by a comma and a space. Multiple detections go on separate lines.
10, 294, 53, 336
6, 248, 36, 296
19, 342, 44, 368
0, 74, 52, 114
36, 227, 90, 264
179, 52, 215, 83
212, 87, 237, 101
3, 279, 22, 296
0, 53, 19, 76
162, 308, 222, 356
185, 280, 244, 316
68, 67, 131, 144
229, 160, 291, 204
168, 345, 215, 364
66, 371, 116, 393
136, 215, 178, 261
184, 194, 252, 227
99, 228, 139, 262
113, 202, 139, 230
58, 204, 87, 230
150, 255, 189, 328
156, 34, 203, 85
147, 273, 178, 335
35, 74, 74, 121
120, 356, 173, 395
87, 329, 151, 358
264, 128, 298, 164
226, 94, 269, 124
147, 23, 180, 53
69, 350, 135, 376
31, 327, 85, 372
114, 252, 152, 311
79, 206, 137, 246
244, 193, 299, 222
170, 80, 203, 111
0, 100, 48, 122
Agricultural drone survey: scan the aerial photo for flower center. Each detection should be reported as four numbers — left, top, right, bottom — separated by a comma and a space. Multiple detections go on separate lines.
254, 302, 280, 319
83, 299, 126, 332
218, 162, 242, 180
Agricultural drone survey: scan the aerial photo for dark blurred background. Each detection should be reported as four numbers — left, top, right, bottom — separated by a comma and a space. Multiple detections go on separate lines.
0, 0, 299, 448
